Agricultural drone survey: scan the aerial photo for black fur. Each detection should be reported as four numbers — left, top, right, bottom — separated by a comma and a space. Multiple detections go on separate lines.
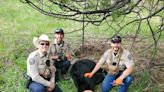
70, 59, 105, 92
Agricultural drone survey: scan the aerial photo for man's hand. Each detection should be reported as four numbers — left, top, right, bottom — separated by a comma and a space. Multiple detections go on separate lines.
66, 53, 72, 61
47, 87, 53, 92
114, 78, 123, 86
84, 72, 93, 78
48, 82, 55, 90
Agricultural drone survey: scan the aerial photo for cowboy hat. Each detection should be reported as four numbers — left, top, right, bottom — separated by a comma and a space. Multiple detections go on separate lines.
33, 34, 50, 48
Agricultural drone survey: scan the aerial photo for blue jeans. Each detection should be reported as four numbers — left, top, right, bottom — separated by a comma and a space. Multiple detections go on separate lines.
101, 72, 133, 92
29, 81, 62, 92
54, 60, 71, 81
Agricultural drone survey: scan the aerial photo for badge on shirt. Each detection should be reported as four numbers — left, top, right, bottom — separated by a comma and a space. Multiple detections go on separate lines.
29, 58, 35, 65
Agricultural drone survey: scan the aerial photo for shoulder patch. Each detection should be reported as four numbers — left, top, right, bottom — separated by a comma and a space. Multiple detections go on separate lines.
29, 58, 35, 65
128, 54, 132, 60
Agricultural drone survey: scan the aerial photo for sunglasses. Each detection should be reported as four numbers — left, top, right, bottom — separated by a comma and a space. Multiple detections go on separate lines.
40, 43, 49, 46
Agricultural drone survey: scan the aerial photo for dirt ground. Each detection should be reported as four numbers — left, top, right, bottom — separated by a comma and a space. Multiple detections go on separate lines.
72, 37, 164, 90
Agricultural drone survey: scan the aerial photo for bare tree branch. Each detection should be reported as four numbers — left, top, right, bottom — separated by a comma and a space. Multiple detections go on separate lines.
20, 0, 164, 59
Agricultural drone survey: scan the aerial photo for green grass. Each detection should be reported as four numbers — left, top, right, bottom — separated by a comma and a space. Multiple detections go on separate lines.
0, 0, 163, 92
0, 0, 81, 91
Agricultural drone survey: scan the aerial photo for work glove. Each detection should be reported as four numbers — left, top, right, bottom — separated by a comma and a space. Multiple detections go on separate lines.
114, 78, 123, 86
84, 72, 93, 78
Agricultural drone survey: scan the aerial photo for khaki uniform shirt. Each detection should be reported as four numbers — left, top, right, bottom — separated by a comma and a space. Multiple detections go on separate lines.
27, 49, 55, 87
99, 48, 134, 74
49, 39, 71, 60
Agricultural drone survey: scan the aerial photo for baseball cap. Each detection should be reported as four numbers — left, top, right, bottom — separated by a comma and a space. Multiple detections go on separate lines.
111, 35, 121, 43
54, 28, 64, 34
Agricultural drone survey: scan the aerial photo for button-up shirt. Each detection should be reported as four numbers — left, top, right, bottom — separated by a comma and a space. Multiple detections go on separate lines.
27, 49, 55, 87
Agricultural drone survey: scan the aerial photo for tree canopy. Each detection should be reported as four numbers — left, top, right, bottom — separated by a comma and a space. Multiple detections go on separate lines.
21, 0, 164, 55
21, 0, 163, 23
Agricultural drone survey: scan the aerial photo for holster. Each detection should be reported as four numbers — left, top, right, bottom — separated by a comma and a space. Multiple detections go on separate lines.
23, 72, 32, 89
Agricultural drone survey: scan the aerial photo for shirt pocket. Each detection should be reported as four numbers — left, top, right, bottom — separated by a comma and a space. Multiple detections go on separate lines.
51, 47, 56, 54
119, 59, 127, 70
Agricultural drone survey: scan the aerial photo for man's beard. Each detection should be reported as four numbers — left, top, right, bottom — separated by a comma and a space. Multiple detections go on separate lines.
112, 47, 120, 52
57, 38, 62, 43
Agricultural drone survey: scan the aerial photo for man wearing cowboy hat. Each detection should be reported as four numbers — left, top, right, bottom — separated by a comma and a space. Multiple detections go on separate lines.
27, 34, 62, 92
84, 35, 134, 92
49, 28, 72, 81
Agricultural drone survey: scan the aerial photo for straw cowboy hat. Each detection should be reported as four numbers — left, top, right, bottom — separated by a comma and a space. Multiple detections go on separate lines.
33, 34, 50, 48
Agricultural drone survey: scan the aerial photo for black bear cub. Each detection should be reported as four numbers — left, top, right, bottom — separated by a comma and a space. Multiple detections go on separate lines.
70, 59, 105, 92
